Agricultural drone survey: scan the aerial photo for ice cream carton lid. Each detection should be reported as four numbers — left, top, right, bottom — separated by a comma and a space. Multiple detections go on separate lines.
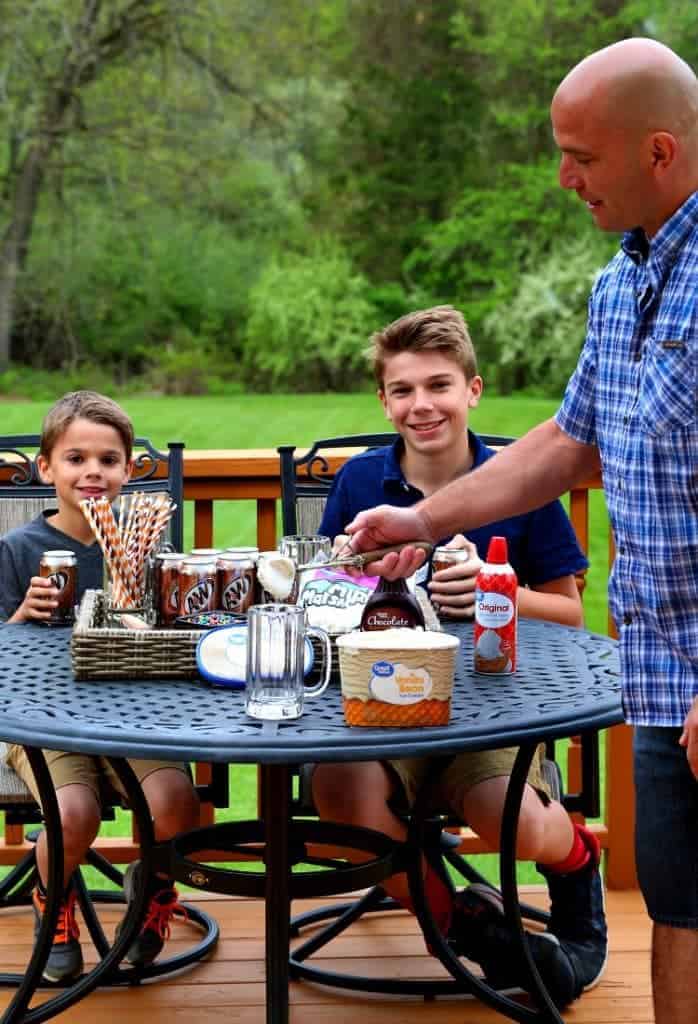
336, 628, 459, 650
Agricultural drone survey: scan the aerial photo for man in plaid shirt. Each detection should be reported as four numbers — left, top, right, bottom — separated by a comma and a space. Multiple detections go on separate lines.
345, 38, 698, 1024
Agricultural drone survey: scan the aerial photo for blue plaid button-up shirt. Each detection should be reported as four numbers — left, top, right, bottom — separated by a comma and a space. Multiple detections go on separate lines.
556, 190, 698, 726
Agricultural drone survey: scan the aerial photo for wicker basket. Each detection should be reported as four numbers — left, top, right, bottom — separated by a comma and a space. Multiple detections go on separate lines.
71, 590, 201, 680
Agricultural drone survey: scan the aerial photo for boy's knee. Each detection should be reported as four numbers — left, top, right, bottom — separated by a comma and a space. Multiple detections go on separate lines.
513, 805, 547, 861
142, 769, 200, 834
57, 785, 102, 843
312, 764, 364, 816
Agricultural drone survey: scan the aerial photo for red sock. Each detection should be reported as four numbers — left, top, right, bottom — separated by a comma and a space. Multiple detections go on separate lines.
400, 864, 454, 937
546, 823, 597, 875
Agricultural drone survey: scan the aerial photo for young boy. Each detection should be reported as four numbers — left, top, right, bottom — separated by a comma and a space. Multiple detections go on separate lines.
313, 307, 605, 1008
0, 391, 200, 983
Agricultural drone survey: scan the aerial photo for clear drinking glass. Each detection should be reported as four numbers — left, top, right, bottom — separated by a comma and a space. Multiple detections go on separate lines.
278, 535, 331, 604
245, 604, 332, 720
279, 535, 331, 565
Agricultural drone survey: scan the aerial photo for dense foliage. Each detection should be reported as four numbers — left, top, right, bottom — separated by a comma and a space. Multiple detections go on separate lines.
0, 0, 694, 395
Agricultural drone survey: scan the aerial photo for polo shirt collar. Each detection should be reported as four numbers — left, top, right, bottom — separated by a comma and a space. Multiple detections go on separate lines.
382, 430, 485, 494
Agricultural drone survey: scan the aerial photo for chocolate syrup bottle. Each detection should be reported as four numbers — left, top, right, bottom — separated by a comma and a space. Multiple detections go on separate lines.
360, 576, 425, 631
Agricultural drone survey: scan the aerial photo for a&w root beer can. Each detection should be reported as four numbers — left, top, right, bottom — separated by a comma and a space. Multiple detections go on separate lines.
179, 557, 218, 616
40, 550, 78, 626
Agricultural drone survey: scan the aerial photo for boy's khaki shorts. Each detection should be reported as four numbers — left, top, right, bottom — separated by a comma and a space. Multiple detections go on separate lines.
5, 744, 188, 807
387, 743, 550, 817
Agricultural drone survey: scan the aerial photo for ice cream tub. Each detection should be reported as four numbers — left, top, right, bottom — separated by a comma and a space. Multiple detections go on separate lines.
336, 628, 460, 727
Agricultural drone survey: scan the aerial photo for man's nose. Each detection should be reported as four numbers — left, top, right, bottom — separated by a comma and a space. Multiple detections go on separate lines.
559, 155, 582, 190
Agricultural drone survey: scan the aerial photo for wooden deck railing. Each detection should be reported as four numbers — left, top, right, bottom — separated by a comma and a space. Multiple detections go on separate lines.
1, 449, 637, 889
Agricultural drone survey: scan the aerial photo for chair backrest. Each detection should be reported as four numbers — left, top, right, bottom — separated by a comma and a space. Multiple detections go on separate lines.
0, 435, 184, 551
277, 433, 515, 536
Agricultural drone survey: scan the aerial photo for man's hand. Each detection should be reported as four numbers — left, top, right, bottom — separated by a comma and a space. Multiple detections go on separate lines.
345, 505, 433, 579
428, 535, 482, 619
679, 697, 698, 779
10, 576, 59, 623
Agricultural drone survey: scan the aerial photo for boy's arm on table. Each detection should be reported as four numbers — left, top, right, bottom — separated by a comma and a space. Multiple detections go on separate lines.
518, 575, 584, 628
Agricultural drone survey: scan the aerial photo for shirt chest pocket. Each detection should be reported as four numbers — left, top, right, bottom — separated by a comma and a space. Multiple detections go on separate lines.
639, 332, 696, 436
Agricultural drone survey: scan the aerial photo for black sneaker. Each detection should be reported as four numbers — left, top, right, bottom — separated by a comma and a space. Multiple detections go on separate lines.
32, 885, 83, 984
448, 885, 579, 1009
116, 861, 183, 967
538, 826, 608, 991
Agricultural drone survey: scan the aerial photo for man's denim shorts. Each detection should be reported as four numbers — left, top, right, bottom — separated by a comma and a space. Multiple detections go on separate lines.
634, 725, 698, 928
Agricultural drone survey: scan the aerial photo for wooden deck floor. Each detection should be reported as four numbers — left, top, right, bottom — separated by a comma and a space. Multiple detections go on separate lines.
0, 887, 651, 1024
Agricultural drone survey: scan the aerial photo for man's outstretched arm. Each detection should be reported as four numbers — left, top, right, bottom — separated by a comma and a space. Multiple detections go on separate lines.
346, 419, 600, 577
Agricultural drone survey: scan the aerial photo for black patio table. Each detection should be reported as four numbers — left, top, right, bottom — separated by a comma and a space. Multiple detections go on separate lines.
0, 618, 622, 1024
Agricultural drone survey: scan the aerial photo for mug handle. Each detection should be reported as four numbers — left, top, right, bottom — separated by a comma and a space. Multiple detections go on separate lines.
304, 626, 332, 698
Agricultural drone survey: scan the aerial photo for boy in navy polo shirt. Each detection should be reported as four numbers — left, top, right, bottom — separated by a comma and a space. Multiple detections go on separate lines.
312, 306, 604, 1008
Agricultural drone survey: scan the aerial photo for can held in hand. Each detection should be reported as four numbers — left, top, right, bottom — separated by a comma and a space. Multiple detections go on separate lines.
39, 550, 77, 626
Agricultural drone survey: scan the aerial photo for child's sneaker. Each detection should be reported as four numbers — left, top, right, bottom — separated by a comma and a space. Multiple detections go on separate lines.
116, 861, 184, 967
32, 884, 83, 984
538, 826, 608, 991
447, 884, 580, 1009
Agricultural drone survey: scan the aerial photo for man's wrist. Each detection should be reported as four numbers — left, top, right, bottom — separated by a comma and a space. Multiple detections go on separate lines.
417, 500, 439, 544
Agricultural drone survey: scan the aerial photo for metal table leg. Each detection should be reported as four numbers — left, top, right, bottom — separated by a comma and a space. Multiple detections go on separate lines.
405, 745, 563, 1023
499, 740, 563, 1023
261, 763, 291, 1024
1, 748, 63, 1024
3, 756, 156, 1023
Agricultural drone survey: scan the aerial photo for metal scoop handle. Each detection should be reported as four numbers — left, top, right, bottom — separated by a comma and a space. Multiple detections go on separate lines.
297, 540, 433, 572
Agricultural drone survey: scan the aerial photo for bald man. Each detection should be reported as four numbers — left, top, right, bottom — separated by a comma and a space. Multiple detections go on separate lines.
345, 39, 698, 1023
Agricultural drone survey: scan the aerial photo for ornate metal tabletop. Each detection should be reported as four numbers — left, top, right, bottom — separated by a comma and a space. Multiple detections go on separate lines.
0, 619, 622, 763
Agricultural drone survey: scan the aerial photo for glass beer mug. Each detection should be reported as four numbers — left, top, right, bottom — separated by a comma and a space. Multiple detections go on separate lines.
245, 604, 332, 720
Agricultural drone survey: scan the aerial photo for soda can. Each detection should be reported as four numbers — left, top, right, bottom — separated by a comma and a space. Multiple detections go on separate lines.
39, 550, 78, 626
154, 552, 184, 627
217, 555, 256, 614
179, 557, 218, 616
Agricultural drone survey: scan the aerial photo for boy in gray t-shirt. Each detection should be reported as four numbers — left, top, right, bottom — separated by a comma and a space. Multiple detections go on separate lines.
0, 391, 200, 983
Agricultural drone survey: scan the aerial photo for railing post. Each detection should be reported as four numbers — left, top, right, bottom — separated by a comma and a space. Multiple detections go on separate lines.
194, 499, 214, 548
605, 723, 638, 889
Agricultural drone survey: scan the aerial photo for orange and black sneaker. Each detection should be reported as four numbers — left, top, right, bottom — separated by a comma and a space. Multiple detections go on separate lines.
116, 861, 186, 967
32, 884, 83, 983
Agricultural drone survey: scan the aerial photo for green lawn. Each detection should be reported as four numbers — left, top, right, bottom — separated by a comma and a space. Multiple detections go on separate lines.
2, 392, 612, 889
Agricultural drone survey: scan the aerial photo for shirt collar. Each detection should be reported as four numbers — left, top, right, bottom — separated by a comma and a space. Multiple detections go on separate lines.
383, 431, 484, 491
622, 190, 698, 268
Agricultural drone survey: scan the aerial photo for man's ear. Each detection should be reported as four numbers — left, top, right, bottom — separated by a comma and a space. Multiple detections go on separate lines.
650, 131, 677, 172
36, 454, 53, 485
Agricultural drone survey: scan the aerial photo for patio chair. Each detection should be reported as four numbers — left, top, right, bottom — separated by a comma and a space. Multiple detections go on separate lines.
0, 434, 225, 988
278, 433, 600, 997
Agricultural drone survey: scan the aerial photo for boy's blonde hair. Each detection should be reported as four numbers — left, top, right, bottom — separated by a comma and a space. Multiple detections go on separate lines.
40, 391, 134, 462
366, 305, 478, 386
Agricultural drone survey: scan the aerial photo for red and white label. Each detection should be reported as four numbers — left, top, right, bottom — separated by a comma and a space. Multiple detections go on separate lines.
474, 568, 517, 674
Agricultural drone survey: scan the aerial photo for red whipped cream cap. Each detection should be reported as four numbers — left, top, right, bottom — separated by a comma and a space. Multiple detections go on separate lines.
486, 536, 509, 564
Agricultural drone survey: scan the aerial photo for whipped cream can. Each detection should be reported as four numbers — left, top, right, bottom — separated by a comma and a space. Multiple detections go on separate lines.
474, 536, 517, 674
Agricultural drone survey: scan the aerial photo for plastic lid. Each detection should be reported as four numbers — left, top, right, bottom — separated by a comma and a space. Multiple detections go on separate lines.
197, 624, 314, 689
486, 536, 509, 564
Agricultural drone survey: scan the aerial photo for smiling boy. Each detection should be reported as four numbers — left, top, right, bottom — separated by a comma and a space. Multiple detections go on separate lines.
0, 391, 200, 982
314, 307, 604, 1007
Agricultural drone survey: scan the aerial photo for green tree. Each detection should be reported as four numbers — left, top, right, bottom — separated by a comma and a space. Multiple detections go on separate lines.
0, 0, 187, 371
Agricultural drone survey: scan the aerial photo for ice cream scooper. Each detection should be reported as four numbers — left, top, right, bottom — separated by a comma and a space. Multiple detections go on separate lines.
258, 542, 434, 601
